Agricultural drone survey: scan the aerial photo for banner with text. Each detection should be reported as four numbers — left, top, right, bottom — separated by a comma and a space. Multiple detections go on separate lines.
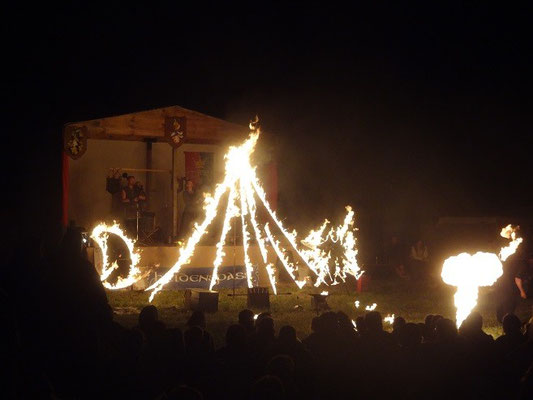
149, 266, 248, 290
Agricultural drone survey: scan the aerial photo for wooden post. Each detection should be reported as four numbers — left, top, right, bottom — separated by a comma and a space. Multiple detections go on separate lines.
144, 139, 154, 210
171, 147, 177, 239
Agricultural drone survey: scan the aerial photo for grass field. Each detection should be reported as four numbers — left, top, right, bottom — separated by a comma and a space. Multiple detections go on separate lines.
108, 275, 532, 347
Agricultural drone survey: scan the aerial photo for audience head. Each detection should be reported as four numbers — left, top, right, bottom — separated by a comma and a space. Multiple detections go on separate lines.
365, 311, 383, 333
187, 310, 206, 329
393, 316, 406, 332
460, 311, 483, 333
238, 309, 254, 329
139, 305, 158, 331
399, 323, 422, 349
225, 324, 246, 349
320, 311, 339, 333
502, 313, 522, 335
355, 315, 366, 335
278, 325, 297, 344
256, 311, 272, 325
337, 311, 353, 330
184, 326, 204, 349
435, 318, 457, 342
256, 316, 275, 338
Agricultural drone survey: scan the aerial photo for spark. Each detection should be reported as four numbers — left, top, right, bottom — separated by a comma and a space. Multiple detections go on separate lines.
365, 303, 377, 311
354, 300, 360, 308
384, 314, 395, 325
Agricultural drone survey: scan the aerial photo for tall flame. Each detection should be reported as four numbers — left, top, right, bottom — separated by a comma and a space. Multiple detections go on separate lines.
90, 221, 142, 289
441, 224, 523, 328
301, 206, 363, 286
442, 252, 503, 328
499, 224, 523, 261
145, 119, 361, 300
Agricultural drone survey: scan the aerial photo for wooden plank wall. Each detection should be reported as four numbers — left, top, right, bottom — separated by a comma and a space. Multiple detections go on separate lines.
64, 105, 249, 145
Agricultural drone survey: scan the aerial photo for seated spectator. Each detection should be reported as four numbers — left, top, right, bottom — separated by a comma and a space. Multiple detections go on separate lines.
495, 313, 526, 357
238, 308, 255, 337
355, 315, 366, 336
186, 310, 214, 353
409, 239, 429, 279
216, 324, 252, 398
361, 311, 396, 349
392, 315, 406, 343
266, 355, 298, 398
138, 304, 165, 339
459, 311, 494, 348
337, 311, 360, 346
187, 310, 207, 329
249, 316, 277, 375
272, 325, 314, 388
422, 314, 435, 342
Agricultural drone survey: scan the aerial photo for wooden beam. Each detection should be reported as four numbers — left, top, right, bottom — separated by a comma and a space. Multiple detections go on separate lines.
109, 168, 171, 174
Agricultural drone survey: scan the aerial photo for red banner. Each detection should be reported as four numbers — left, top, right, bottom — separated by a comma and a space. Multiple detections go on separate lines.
185, 152, 214, 189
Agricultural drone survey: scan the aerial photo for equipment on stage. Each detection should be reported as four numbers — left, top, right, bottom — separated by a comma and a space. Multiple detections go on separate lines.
247, 287, 270, 309
124, 205, 159, 245
310, 293, 330, 314
184, 289, 219, 312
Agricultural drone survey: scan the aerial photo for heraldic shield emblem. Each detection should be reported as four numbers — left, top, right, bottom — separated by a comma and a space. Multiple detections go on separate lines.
165, 116, 187, 148
63, 125, 88, 159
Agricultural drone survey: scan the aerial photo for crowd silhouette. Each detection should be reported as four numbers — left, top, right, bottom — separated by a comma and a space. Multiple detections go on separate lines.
3, 227, 533, 399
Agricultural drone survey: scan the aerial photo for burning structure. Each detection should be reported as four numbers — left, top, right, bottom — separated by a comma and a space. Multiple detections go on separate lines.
145, 119, 362, 301
80, 114, 362, 301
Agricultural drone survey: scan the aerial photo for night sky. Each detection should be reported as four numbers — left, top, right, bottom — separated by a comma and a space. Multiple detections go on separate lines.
5, 3, 533, 239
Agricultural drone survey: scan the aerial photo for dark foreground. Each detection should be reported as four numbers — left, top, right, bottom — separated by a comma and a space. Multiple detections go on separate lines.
4, 230, 533, 400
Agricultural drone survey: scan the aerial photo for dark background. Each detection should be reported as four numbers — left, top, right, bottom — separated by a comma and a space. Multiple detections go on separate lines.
4, 2, 532, 255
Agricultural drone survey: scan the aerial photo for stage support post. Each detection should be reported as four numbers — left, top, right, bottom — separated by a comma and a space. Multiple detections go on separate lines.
144, 139, 154, 210
171, 147, 177, 240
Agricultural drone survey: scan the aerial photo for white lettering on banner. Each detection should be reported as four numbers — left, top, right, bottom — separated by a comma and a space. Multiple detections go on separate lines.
161, 270, 248, 283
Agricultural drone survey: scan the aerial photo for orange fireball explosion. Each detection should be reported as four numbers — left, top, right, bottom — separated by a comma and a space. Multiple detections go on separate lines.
441, 224, 522, 328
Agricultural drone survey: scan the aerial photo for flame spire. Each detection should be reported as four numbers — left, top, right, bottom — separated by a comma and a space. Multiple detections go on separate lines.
145, 118, 361, 300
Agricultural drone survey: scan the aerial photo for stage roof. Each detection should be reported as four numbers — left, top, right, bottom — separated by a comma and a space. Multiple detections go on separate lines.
63, 105, 249, 145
